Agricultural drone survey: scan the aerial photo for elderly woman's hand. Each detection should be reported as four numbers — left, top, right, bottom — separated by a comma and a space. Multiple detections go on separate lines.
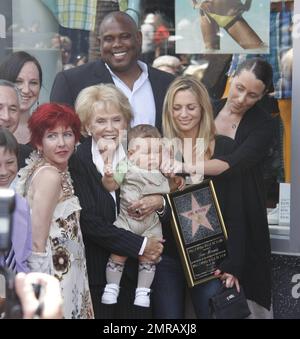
141, 237, 165, 262
127, 195, 164, 220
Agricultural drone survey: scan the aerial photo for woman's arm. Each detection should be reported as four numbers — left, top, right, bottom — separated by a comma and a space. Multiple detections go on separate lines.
30, 168, 61, 253
209, 116, 275, 175
204, 158, 230, 175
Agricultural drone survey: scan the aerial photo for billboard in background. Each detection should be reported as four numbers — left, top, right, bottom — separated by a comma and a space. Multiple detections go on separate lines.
0, 1, 12, 61
176, 0, 270, 54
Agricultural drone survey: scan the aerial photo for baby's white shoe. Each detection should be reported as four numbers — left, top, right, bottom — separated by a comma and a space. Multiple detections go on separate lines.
101, 283, 120, 304
134, 287, 151, 307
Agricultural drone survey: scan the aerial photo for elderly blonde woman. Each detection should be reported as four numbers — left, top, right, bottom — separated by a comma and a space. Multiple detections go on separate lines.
152, 55, 182, 75
150, 75, 246, 319
69, 83, 166, 319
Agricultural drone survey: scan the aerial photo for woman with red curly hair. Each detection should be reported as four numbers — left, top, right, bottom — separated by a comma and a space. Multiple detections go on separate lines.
16, 103, 94, 319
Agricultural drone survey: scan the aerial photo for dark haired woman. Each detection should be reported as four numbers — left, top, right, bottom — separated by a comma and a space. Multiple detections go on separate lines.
0, 51, 42, 144
16, 103, 93, 318
204, 58, 276, 318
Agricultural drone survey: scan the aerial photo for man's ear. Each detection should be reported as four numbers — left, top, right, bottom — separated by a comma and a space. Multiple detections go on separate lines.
97, 34, 102, 52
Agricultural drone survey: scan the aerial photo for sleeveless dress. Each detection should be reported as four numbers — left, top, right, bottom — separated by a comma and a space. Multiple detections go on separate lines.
16, 152, 94, 319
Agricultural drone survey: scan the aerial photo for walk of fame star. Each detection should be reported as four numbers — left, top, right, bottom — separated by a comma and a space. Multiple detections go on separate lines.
180, 194, 213, 237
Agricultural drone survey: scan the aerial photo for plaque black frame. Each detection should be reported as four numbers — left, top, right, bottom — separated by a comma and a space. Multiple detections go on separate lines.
167, 179, 228, 287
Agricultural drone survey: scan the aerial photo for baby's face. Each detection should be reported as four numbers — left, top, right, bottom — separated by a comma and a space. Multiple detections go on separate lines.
128, 138, 161, 171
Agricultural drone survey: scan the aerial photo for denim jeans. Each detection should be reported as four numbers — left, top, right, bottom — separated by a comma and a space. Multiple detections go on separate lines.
152, 254, 222, 319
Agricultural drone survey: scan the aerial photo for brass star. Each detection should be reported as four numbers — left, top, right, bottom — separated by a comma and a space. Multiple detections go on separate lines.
180, 194, 213, 237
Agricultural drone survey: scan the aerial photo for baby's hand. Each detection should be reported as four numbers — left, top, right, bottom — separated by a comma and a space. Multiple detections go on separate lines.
104, 164, 113, 177
97, 138, 117, 164
174, 176, 186, 191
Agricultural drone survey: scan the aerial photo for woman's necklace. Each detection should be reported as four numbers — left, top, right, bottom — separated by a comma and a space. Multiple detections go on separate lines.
230, 115, 241, 130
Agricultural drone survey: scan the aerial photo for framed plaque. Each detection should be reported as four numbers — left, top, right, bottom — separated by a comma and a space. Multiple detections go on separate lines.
167, 179, 228, 287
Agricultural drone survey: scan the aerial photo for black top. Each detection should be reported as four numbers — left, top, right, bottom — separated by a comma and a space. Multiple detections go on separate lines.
213, 99, 276, 310
50, 59, 174, 133
18, 143, 32, 169
163, 135, 246, 279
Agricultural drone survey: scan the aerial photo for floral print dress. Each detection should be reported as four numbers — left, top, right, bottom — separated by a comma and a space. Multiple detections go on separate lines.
17, 152, 94, 319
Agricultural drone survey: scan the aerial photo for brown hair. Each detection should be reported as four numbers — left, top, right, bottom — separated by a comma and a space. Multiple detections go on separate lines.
128, 124, 161, 144
0, 127, 19, 157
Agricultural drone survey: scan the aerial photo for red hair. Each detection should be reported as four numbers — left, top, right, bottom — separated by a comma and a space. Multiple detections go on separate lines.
29, 103, 81, 147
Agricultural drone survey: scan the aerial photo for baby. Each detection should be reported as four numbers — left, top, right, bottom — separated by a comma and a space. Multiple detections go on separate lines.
101, 124, 184, 307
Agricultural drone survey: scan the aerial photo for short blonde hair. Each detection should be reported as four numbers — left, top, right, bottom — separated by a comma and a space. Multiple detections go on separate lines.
75, 83, 133, 136
152, 55, 182, 75
162, 75, 215, 158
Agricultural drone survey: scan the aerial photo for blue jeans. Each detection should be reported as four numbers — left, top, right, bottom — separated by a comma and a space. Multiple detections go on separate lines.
152, 255, 222, 319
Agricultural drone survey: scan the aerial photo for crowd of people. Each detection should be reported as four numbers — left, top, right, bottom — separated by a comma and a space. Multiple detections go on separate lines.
0, 10, 281, 319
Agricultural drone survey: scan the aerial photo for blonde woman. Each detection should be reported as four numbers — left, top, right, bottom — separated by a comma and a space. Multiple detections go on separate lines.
151, 76, 246, 318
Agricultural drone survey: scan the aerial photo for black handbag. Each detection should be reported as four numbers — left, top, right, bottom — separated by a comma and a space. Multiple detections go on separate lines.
209, 286, 251, 319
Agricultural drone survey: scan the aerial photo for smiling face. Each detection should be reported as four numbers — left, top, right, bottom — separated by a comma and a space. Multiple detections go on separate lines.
88, 102, 128, 148
39, 125, 75, 171
0, 147, 18, 188
0, 86, 20, 133
172, 89, 202, 139
99, 14, 142, 74
15, 61, 41, 114
227, 70, 266, 115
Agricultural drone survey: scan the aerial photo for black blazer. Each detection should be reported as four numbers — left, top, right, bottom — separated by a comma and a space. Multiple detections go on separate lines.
50, 60, 174, 132
69, 138, 145, 286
